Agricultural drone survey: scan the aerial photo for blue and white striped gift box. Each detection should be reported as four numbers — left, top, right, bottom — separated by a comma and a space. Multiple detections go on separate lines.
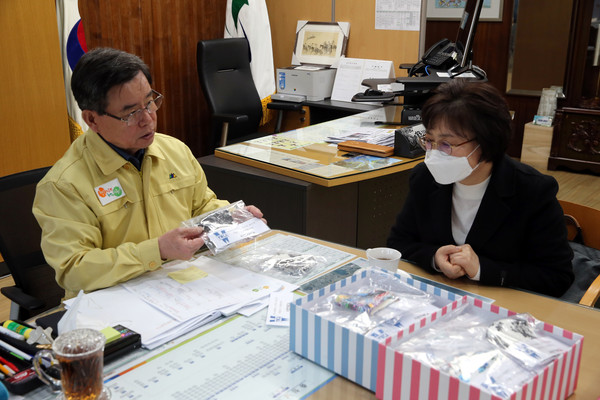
289, 268, 466, 392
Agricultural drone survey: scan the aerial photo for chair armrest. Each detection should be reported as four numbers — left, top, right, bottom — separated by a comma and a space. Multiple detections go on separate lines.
1, 286, 46, 311
399, 63, 416, 70
213, 113, 249, 124
267, 102, 304, 112
579, 274, 600, 307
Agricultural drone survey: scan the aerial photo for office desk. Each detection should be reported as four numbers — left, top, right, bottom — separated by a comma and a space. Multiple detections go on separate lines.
304, 99, 381, 125
26, 231, 599, 400
27, 231, 600, 400
304, 235, 600, 400
272, 98, 380, 130
282, 232, 600, 400
214, 106, 419, 187
201, 106, 423, 249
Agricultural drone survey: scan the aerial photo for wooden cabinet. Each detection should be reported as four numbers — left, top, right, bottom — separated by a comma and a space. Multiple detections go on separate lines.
547, 0, 600, 175
548, 108, 600, 174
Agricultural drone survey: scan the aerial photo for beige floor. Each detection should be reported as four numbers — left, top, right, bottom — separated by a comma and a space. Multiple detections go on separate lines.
0, 126, 597, 320
520, 122, 600, 210
0, 275, 14, 321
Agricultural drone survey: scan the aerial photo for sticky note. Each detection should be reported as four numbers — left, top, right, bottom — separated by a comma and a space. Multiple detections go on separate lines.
168, 266, 208, 284
101, 327, 121, 344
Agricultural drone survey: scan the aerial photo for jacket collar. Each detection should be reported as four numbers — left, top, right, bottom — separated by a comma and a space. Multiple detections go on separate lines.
488, 154, 517, 198
86, 130, 166, 175
429, 176, 454, 244
465, 155, 515, 247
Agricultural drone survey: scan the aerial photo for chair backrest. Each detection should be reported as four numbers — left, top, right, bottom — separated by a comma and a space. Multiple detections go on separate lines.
559, 200, 600, 307
197, 38, 263, 150
560, 200, 600, 250
0, 167, 65, 318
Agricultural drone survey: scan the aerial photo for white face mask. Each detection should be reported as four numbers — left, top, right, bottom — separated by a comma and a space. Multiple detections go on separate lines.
424, 145, 480, 185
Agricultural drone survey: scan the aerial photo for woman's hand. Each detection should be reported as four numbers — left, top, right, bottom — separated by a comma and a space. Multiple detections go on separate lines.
434, 245, 466, 279
449, 244, 480, 279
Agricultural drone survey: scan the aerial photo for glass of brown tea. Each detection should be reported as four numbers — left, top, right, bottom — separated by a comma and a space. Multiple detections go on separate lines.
32, 328, 110, 399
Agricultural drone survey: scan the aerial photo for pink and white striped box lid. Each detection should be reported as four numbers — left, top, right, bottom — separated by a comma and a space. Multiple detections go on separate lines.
375, 297, 584, 400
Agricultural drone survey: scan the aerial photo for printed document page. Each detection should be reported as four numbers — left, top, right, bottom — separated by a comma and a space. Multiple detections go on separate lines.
331, 58, 395, 102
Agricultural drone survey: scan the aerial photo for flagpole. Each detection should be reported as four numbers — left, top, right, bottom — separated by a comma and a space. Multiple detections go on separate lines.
331, 0, 335, 21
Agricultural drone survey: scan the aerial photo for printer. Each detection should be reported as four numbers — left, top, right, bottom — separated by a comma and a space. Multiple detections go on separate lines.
276, 21, 349, 102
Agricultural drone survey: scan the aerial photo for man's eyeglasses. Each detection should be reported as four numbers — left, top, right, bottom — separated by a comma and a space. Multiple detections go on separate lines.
417, 136, 476, 156
102, 90, 164, 126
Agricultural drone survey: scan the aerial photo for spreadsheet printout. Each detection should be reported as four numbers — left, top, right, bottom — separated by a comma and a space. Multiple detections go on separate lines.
103, 309, 335, 399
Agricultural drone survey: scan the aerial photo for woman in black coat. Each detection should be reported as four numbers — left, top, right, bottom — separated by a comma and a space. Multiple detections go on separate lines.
387, 80, 573, 297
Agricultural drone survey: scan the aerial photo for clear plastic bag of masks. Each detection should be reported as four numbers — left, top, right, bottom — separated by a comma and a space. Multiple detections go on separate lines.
182, 200, 270, 255
390, 302, 573, 399
307, 269, 447, 340
231, 248, 326, 283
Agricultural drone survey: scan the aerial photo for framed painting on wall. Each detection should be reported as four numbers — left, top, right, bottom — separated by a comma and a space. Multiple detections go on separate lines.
426, 0, 503, 21
293, 21, 350, 66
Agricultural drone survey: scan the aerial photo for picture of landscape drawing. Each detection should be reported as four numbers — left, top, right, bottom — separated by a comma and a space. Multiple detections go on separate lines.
301, 30, 340, 56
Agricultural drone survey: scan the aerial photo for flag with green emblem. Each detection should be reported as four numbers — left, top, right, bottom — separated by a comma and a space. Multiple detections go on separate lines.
225, 0, 276, 124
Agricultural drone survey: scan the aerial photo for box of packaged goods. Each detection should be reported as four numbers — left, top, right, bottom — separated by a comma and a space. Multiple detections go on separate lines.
376, 296, 583, 400
289, 268, 465, 392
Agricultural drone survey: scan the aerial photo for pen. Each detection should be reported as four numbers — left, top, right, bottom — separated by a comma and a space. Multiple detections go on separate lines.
0, 363, 14, 377
0, 340, 31, 361
0, 326, 25, 341
0, 355, 18, 372
8, 351, 25, 361
0, 331, 38, 355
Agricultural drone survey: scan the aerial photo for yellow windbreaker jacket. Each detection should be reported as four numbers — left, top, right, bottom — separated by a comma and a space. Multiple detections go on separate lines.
33, 130, 228, 299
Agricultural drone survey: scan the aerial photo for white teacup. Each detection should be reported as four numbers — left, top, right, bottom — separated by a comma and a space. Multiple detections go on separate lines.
366, 247, 402, 272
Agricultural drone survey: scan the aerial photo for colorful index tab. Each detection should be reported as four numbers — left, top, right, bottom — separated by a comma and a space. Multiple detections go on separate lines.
101, 327, 121, 344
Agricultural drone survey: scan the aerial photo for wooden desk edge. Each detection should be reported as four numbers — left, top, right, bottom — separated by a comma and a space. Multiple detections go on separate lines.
215, 149, 423, 187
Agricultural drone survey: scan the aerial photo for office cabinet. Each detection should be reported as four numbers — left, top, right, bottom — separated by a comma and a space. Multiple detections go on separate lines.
547, 0, 600, 175
548, 108, 600, 174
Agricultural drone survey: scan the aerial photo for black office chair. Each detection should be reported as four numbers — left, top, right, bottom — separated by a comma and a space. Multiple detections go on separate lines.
0, 167, 65, 320
197, 38, 302, 151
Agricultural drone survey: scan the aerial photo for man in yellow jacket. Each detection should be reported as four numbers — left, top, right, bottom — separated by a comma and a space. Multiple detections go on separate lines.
33, 48, 263, 299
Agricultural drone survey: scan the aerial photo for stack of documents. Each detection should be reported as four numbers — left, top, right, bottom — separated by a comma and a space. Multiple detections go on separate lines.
64, 256, 297, 349
325, 127, 395, 146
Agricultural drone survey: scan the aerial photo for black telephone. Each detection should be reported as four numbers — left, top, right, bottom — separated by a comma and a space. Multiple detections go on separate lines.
421, 38, 458, 68
394, 123, 426, 158
407, 38, 459, 77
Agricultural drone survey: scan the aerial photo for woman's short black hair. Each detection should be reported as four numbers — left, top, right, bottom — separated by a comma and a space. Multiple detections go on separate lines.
71, 47, 152, 113
421, 79, 512, 164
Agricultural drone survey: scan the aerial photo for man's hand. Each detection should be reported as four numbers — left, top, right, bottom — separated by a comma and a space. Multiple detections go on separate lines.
434, 245, 466, 279
158, 227, 204, 261
245, 205, 267, 225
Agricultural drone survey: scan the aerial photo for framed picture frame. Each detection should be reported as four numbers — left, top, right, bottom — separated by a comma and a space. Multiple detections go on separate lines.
426, 0, 503, 22
293, 21, 350, 66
